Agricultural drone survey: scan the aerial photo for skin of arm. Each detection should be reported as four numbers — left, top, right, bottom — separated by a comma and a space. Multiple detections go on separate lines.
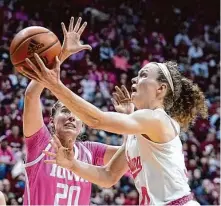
23, 80, 44, 137
70, 144, 128, 188
49, 82, 161, 137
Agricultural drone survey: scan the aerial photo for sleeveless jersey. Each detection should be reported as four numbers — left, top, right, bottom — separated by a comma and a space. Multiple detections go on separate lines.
23, 125, 107, 205
125, 109, 191, 205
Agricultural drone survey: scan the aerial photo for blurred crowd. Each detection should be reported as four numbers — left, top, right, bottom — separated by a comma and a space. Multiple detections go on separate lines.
0, 0, 220, 205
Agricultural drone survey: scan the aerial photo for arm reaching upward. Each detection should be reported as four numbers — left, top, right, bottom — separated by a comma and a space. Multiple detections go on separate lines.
20, 55, 162, 138
23, 80, 44, 137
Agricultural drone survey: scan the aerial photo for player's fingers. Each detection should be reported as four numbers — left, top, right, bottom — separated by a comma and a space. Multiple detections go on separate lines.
25, 58, 38, 71
121, 85, 131, 99
43, 150, 56, 158
73, 17, 82, 32
115, 86, 125, 98
79, 44, 92, 51
61, 22, 67, 36
112, 93, 120, 104
53, 134, 62, 148
54, 56, 61, 73
111, 98, 118, 107
34, 53, 48, 72
20, 66, 40, 81
44, 160, 56, 164
25, 58, 41, 76
69, 16, 74, 32
50, 140, 58, 152
77, 22, 87, 36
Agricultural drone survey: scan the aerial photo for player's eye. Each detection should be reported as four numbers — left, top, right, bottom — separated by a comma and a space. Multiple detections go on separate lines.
140, 72, 148, 78
61, 108, 70, 113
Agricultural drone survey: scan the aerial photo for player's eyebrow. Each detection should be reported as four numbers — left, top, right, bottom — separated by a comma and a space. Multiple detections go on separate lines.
138, 69, 149, 76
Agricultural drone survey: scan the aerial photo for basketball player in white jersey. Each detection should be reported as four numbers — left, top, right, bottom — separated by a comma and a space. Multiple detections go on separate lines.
20, 45, 208, 204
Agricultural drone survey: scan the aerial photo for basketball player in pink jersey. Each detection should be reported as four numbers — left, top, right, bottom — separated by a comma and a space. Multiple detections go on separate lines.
22, 17, 127, 206
20, 37, 208, 205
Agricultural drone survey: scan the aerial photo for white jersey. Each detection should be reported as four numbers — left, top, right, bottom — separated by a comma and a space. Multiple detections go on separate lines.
125, 109, 192, 205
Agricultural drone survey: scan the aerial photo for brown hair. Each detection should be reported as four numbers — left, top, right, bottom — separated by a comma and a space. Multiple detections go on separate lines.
51, 101, 63, 118
157, 61, 208, 129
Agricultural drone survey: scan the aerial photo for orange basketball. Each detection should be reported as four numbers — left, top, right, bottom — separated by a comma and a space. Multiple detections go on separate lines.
10, 26, 62, 71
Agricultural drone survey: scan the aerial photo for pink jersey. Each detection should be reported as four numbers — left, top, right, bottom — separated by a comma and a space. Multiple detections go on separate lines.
23, 125, 107, 205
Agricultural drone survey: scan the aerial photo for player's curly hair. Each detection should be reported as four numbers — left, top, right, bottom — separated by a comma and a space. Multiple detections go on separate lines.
157, 61, 208, 129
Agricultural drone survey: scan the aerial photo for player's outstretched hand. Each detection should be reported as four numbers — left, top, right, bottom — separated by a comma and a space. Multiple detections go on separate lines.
43, 119, 82, 170
43, 135, 75, 170
112, 85, 134, 114
61, 17, 92, 57
21, 53, 61, 89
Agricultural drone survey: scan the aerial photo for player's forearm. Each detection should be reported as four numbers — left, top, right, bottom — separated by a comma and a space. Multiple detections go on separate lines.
50, 82, 103, 128
70, 160, 116, 188
71, 145, 128, 188
25, 80, 44, 97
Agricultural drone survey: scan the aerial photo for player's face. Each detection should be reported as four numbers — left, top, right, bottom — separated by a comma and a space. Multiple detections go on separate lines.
131, 63, 163, 109
53, 105, 82, 140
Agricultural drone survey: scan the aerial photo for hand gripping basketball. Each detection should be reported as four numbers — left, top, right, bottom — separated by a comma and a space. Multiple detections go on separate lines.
21, 53, 61, 88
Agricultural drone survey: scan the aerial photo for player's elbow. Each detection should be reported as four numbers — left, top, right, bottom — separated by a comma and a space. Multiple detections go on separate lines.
101, 178, 118, 188
86, 112, 105, 129
100, 167, 120, 188
86, 118, 101, 129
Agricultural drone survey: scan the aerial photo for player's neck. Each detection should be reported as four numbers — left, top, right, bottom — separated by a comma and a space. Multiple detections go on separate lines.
59, 136, 76, 148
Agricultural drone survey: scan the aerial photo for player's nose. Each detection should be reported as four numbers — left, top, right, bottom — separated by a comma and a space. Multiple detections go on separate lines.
68, 115, 75, 122
131, 77, 138, 84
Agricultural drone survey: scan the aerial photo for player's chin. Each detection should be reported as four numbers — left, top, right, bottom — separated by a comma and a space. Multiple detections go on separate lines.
63, 128, 79, 135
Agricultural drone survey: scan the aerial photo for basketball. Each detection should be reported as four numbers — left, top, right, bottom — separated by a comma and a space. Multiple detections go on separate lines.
10, 26, 62, 71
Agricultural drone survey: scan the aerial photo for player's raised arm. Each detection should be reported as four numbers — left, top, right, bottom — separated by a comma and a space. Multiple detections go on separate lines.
20, 55, 160, 137
23, 80, 44, 137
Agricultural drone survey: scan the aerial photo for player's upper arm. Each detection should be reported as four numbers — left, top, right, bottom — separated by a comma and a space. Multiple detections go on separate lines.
104, 145, 129, 186
23, 81, 44, 137
96, 109, 162, 136
103, 145, 120, 165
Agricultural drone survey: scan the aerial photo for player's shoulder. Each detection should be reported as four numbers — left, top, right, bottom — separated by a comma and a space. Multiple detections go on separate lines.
77, 141, 103, 147
133, 109, 167, 124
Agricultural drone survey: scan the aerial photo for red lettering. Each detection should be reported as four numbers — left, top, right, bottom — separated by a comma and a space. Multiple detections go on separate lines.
140, 187, 150, 205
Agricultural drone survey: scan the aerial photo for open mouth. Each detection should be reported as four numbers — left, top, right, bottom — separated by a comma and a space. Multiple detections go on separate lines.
64, 122, 76, 129
131, 85, 137, 93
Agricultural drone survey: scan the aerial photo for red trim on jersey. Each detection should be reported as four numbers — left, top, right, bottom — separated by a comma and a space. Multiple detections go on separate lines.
167, 193, 193, 205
